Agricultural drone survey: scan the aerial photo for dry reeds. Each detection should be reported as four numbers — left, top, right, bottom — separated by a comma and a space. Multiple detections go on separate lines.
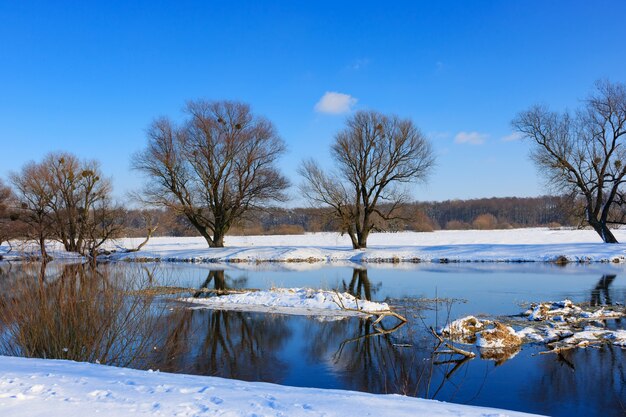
0, 262, 164, 367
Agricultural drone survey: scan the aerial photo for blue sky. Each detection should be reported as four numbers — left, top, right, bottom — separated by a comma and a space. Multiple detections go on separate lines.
1, 1, 625, 203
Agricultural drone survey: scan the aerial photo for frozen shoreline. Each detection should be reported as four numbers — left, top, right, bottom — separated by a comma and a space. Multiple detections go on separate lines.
2, 228, 626, 264
0, 355, 544, 417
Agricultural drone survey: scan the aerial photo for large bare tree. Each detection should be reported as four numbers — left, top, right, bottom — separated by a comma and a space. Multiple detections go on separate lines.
300, 110, 435, 249
133, 100, 289, 247
513, 80, 626, 243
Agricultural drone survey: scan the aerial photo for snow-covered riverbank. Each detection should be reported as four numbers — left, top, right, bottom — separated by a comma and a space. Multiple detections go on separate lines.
0, 356, 544, 417
105, 228, 626, 263
3, 228, 626, 264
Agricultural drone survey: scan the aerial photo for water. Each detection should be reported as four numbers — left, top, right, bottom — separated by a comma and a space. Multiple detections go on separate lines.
1, 261, 625, 416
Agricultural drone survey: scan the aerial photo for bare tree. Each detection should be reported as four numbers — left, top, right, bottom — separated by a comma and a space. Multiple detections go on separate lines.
82, 197, 126, 259
132, 100, 289, 247
123, 209, 159, 253
513, 80, 626, 243
10, 163, 56, 260
300, 111, 435, 249
10, 152, 121, 257
0, 179, 17, 248
44, 153, 115, 253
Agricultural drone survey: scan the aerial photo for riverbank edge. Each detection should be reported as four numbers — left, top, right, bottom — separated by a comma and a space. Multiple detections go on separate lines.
0, 355, 545, 417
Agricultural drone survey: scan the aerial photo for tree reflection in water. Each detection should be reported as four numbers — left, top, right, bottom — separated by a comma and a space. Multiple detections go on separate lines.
2, 263, 624, 416
591, 274, 616, 306
304, 268, 476, 399
531, 344, 626, 417
590, 274, 622, 330
341, 268, 381, 301
194, 269, 248, 295
150, 269, 290, 382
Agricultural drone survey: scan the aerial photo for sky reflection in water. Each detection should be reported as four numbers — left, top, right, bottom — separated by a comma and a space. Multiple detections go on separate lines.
1, 261, 624, 417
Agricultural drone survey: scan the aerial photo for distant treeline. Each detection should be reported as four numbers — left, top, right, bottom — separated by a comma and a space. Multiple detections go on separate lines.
418, 196, 572, 230
122, 195, 574, 237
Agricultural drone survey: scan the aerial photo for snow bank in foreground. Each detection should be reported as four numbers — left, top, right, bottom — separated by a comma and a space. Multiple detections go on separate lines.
0, 356, 544, 417
180, 288, 390, 317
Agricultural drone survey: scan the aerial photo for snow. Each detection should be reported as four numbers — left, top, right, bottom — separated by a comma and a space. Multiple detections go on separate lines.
558, 328, 626, 347
513, 323, 626, 346
524, 299, 624, 323
0, 356, 543, 417
476, 323, 522, 348
440, 299, 625, 351
440, 316, 488, 340
525, 300, 584, 321
579, 308, 623, 319
103, 228, 626, 263
180, 288, 390, 317
515, 327, 548, 342
515, 326, 626, 347
4, 228, 626, 263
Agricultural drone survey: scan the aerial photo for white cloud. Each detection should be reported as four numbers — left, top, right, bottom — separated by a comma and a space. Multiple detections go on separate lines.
501, 132, 523, 142
314, 92, 357, 114
454, 131, 489, 145
429, 131, 451, 140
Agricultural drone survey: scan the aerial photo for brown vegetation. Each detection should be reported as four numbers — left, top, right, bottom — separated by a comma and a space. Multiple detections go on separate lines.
9, 152, 124, 258
423, 196, 570, 230
0, 263, 162, 366
0, 180, 19, 248
472, 213, 498, 230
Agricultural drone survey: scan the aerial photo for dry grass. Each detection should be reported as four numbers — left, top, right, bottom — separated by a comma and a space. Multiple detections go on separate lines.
130, 286, 256, 296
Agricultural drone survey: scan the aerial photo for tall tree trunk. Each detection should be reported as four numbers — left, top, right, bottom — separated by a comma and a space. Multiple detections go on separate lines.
211, 230, 225, 248
357, 229, 369, 249
39, 236, 50, 261
589, 220, 618, 243
198, 229, 215, 247
347, 227, 359, 249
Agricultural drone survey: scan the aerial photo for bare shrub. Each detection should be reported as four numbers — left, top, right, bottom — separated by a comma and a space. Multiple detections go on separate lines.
472, 213, 498, 230
0, 263, 163, 367
445, 220, 471, 230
